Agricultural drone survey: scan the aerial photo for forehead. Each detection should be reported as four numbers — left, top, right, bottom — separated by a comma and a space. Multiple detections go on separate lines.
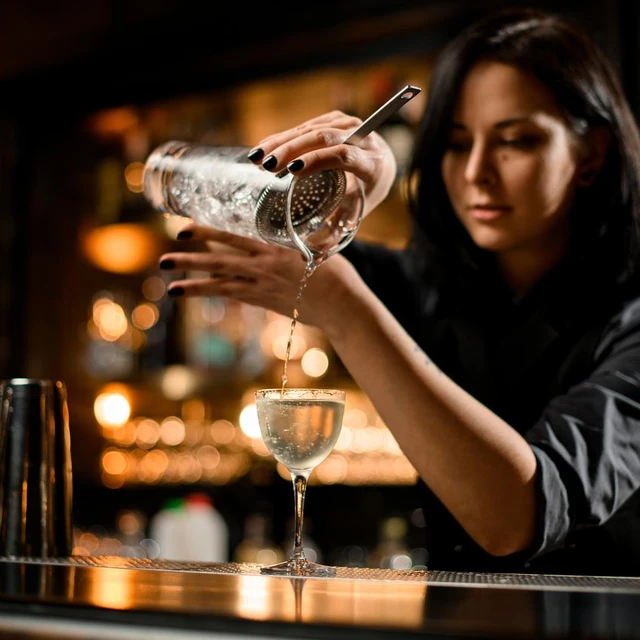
453, 60, 565, 125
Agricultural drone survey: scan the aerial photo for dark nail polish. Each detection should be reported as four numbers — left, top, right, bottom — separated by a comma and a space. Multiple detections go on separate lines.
287, 159, 305, 173
247, 148, 264, 162
177, 230, 193, 240
168, 286, 184, 297
159, 259, 175, 269
262, 155, 277, 171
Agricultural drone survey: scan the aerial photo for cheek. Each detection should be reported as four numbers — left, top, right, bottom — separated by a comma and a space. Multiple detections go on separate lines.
514, 152, 578, 215
522, 131, 581, 211
503, 147, 576, 215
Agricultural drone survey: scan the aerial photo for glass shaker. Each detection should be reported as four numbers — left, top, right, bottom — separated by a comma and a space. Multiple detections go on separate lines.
143, 141, 365, 262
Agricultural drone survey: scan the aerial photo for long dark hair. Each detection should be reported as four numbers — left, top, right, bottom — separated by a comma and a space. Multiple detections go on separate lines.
406, 7, 640, 291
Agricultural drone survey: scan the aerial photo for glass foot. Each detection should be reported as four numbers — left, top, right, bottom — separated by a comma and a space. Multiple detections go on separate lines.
260, 558, 336, 577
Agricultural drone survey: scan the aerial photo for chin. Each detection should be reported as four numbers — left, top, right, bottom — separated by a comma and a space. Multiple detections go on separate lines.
467, 231, 514, 253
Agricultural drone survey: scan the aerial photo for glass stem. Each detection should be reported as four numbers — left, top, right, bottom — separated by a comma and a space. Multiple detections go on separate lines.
291, 472, 309, 564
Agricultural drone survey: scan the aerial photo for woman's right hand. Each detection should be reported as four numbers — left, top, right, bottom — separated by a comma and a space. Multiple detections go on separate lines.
248, 110, 398, 216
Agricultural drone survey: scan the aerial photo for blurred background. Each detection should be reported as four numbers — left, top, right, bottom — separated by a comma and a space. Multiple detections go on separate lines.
0, 0, 637, 568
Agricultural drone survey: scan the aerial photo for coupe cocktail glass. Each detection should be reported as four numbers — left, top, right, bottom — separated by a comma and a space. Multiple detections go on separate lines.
255, 388, 345, 577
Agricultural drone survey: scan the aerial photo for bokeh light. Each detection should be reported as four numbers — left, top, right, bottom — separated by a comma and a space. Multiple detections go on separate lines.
95, 392, 131, 427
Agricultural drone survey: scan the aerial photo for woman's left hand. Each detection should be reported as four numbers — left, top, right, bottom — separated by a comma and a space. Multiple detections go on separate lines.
158, 223, 358, 330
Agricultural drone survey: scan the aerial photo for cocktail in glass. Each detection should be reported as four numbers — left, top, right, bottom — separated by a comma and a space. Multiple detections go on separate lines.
255, 388, 345, 577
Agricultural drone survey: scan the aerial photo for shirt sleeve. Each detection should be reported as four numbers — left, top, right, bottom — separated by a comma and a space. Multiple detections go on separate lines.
526, 298, 640, 559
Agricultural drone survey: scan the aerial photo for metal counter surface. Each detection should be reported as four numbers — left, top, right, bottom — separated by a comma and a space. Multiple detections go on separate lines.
0, 556, 639, 639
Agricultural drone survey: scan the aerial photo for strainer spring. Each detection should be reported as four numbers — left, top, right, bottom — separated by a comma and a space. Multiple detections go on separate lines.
255, 170, 347, 247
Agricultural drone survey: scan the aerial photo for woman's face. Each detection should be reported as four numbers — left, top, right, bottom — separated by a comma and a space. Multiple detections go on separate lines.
441, 60, 583, 264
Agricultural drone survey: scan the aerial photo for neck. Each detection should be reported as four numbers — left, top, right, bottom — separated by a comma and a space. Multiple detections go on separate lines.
497, 243, 567, 298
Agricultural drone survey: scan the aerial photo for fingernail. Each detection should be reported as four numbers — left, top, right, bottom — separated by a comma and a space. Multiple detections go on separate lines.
159, 259, 175, 269
262, 155, 277, 171
168, 286, 184, 297
287, 159, 305, 173
247, 148, 264, 162
177, 230, 193, 240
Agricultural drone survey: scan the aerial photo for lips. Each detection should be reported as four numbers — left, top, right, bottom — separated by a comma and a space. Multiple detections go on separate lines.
467, 204, 512, 221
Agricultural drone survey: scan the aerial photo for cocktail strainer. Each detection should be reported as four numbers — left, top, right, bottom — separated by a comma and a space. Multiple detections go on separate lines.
254, 169, 347, 247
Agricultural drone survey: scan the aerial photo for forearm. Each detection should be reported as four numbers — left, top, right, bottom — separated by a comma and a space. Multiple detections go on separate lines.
323, 277, 538, 556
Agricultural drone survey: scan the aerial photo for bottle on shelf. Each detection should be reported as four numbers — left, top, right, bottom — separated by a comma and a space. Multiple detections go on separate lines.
182, 492, 229, 563
369, 516, 413, 570
233, 512, 284, 565
148, 497, 186, 560
148, 493, 229, 562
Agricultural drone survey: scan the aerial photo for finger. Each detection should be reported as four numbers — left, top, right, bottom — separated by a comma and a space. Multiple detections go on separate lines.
293, 144, 376, 180
254, 127, 359, 174
254, 112, 361, 151
175, 223, 271, 254
278, 142, 384, 190
159, 251, 263, 278
167, 277, 257, 301
249, 113, 363, 167
257, 131, 387, 182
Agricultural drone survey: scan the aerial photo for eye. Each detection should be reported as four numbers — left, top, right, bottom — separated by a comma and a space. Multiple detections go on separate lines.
445, 140, 472, 152
499, 136, 540, 149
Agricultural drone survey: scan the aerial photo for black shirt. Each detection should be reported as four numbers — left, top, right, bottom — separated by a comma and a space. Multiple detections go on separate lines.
342, 239, 640, 576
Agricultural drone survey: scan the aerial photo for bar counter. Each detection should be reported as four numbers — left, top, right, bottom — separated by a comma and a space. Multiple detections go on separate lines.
0, 556, 639, 639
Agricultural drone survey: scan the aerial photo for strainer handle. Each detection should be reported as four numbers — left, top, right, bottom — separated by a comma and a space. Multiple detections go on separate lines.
342, 85, 421, 146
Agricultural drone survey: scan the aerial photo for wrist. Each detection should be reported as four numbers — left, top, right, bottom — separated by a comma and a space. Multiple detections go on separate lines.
311, 256, 366, 344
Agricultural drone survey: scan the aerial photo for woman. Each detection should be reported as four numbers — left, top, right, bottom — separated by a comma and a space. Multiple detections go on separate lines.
158, 7, 640, 575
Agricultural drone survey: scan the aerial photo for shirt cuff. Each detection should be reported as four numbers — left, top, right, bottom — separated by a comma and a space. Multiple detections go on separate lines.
527, 444, 573, 560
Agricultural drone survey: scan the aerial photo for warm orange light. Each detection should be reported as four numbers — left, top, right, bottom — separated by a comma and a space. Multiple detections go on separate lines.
160, 365, 198, 400
124, 162, 145, 193
239, 404, 261, 439
131, 302, 159, 330
85, 107, 139, 137
95, 392, 131, 428
301, 347, 329, 377
159, 417, 186, 446
102, 449, 128, 475
142, 276, 166, 301
93, 298, 128, 340
81, 223, 161, 274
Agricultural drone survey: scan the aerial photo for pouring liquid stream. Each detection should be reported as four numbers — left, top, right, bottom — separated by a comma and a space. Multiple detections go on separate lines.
280, 256, 320, 395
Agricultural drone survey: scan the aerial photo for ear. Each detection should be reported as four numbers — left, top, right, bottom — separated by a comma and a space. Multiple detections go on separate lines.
576, 125, 611, 187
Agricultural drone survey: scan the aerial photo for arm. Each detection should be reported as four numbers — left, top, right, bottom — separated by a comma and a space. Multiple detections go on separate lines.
160, 231, 537, 556
524, 304, 640, 558
314, 255, 538, 557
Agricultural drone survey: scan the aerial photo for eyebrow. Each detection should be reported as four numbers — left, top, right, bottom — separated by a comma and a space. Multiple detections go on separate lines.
451, 116, 535, 130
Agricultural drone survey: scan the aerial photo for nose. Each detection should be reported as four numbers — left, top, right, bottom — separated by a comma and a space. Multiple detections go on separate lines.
464, 141, 494, 185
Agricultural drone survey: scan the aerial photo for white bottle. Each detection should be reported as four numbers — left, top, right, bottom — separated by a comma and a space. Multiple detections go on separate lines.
181, 493, 229, 563
148, 497, 186, 560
